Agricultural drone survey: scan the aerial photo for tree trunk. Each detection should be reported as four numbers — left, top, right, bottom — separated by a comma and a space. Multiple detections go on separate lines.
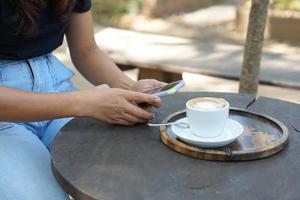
239, 0, 270, 95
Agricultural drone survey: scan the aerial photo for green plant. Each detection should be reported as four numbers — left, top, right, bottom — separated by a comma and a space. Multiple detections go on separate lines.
272, 0, 300, 11
92, 0, 143, 25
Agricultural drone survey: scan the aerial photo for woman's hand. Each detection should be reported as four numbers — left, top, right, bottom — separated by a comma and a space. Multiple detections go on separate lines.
76, 85, 161, 125
132, 79, 167, 93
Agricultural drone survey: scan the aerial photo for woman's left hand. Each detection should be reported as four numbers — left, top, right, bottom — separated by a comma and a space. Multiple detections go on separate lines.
132, 79, 167, 93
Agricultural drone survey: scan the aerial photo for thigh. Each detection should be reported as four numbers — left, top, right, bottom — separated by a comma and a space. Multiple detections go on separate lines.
0, 123, 69, 200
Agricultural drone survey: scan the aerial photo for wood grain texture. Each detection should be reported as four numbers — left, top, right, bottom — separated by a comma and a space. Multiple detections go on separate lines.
51, 92, 299, 200
160, 108, 288, 161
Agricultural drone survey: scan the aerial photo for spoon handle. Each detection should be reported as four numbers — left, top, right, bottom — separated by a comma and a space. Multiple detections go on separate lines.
147, 122, 189, 128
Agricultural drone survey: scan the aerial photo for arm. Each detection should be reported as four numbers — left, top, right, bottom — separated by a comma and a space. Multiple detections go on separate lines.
0, 11, 161, 124
0, 85, 159, 124
0, 87, 79, 122
66, 11, 135, 90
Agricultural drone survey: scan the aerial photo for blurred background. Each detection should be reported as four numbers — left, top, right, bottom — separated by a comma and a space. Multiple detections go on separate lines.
55, 0, 300, 103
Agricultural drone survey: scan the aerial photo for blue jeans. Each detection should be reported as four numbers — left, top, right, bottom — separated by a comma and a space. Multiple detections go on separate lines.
0, 54, 76, 199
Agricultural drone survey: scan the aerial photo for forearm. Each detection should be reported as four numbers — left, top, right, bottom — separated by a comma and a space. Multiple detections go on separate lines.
66, 11, 135, 90
0, 87, 80, 122
71, 46, 136, 90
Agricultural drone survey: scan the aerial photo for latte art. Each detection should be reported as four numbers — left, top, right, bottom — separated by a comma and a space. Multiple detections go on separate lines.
192, 101, 224, 110
188, 99, 227, 110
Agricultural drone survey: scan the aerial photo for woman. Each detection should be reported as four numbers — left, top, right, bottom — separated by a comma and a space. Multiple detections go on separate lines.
0, 0, 164, 199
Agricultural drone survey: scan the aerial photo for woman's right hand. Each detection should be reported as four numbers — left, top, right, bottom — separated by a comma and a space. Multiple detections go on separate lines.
76, 84, 161, 125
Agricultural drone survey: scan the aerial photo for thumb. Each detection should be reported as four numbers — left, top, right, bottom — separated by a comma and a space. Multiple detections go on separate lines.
95, 84, 110, 90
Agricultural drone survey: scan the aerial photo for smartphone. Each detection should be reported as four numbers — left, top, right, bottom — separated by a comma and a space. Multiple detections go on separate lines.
142, 80, 185, 97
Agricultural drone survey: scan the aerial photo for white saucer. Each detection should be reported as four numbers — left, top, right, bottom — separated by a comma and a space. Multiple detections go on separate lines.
171, 118, 244, 148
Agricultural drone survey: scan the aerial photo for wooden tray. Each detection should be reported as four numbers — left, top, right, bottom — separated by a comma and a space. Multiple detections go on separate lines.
160, 108, 289, 161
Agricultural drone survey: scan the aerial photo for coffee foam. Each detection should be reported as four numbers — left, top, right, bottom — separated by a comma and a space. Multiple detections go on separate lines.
188, 99, 227, 110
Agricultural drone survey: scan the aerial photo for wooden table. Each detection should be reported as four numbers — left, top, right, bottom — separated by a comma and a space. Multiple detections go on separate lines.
51, 92, 300, 200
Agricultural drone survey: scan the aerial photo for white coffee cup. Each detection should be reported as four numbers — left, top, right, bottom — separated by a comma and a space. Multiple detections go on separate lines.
186, 97, 229, 137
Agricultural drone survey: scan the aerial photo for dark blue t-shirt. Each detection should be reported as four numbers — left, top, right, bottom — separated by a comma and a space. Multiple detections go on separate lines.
0, 0, 92, 60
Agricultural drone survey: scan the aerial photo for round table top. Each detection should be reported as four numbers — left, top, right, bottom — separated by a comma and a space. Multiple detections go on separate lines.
51, 92, 300, 200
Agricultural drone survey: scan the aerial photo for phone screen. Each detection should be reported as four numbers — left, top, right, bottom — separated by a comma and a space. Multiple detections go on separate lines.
142, 81, 182, 94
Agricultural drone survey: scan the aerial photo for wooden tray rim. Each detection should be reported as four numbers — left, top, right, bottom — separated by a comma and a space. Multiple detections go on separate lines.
160, 107, 289, 161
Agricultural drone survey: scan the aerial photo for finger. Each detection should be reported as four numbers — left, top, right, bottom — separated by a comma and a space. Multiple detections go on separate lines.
95, 84, 110, 89
124, 102, 155, 121
138, 80, 167, 93
152, 79, 167, 87
144, 79, 167, 87
123, 112, 146, 124
138, 99, 160, 109
138, 102, 152, 110
125, 91, 161, 106
149, 99, 161, 108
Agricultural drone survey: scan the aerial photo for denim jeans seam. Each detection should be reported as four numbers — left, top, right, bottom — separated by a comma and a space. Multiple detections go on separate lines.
25, 60, 35, 91
46, 55, 57, 90
0, 65, 7, 86
0, 123, 13, 131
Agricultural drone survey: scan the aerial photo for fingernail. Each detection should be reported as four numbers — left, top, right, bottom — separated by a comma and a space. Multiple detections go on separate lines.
154, 97, 161, 103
